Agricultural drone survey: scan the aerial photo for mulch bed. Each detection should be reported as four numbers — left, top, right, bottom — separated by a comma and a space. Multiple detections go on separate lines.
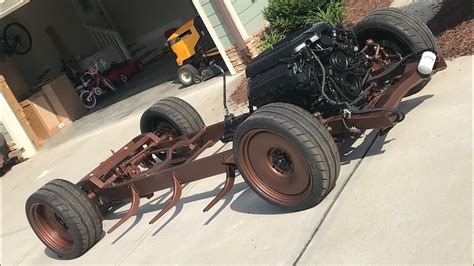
427, 0, 473, 58
230, 0, 393, 106
230, 0, 472, 105
230, 77, 249, 106
343, 0, 393, 27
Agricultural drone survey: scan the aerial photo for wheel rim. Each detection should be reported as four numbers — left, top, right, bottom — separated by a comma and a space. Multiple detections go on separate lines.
150, 120, 181, 137
29, 203, 74, 253
180, 72, 192, 83
238, 129, 312, 205
4, 23, 32, 54
80, 91, 96, 108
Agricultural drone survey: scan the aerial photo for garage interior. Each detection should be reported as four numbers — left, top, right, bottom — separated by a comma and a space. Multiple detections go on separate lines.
0, 0, 268, 175
0, 0, 224, 157
2, 0, 204, 101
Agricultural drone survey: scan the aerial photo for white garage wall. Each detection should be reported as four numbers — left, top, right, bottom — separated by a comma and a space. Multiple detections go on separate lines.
0, 0, 98, 88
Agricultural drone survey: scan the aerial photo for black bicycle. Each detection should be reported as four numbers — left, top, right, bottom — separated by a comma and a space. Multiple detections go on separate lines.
0, 22, 32, 56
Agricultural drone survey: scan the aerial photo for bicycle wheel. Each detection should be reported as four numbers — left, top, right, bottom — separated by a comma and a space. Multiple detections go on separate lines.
79, 91, 97, 109
3, 23, 32, 55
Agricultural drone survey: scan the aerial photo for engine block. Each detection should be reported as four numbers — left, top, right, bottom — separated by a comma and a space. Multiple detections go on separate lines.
247, 23, 372, 117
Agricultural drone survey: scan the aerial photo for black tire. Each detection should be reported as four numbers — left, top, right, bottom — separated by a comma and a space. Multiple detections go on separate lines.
233, 103, 340, 211
3, 22, 32, 55
140, 96, 205, 135
353, 8, 438, 96
25, 179, 103, 259
177, 64, 199, 86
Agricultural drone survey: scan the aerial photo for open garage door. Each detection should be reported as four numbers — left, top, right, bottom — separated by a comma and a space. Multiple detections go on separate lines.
0, 0, 29, 18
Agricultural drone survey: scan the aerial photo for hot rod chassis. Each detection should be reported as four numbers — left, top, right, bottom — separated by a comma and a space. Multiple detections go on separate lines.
25, 8, 447, 259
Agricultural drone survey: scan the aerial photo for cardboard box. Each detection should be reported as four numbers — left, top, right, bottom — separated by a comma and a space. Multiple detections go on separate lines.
41, 74, 87, 121
19, 74, 87, 141
20, 93, 63, 140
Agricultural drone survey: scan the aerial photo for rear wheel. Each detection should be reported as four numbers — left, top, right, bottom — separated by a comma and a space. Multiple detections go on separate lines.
140, 96, 205, 135
177, 64, 199, 86
233, 103, 340, 211
140, 97, 205, 165
353, 8, 438, 96
25, 179, 103, 259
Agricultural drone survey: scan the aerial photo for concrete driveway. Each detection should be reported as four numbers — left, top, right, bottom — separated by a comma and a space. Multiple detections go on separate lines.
1, 56, 471, 265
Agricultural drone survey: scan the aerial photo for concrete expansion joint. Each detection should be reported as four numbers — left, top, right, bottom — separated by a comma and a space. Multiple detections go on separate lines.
292, 133, 380, 265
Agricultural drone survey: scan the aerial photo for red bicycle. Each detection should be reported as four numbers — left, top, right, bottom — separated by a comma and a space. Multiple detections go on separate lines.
78, 62, 116, 109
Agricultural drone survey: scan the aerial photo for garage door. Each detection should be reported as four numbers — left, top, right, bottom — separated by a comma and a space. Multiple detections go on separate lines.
0, 0, 29, 18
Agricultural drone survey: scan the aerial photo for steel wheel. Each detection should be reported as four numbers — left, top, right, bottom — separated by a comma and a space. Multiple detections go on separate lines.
29, 203, 74, 253
238, 129, 312, 205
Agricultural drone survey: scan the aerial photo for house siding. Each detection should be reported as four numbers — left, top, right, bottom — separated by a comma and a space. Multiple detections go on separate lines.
230, 0, 268, 35
199, 0, 235, 48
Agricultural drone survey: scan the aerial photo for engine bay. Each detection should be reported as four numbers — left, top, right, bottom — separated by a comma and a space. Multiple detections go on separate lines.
247, 23, 381, 117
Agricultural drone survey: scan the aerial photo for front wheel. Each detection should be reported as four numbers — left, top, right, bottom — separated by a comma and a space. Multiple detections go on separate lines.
177, 64, 199, 86
79, 90, 97, 109
25, 179, 103, 259
233, 103, 340, 211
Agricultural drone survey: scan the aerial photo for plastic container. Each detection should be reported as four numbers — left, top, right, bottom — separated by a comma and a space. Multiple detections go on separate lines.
417, 51, 437, 75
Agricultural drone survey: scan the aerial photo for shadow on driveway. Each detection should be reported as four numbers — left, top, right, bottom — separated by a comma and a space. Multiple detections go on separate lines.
74, 93, 434, 251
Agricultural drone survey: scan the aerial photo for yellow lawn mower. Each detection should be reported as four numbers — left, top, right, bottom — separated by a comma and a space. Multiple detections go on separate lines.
166, 17, 224, 86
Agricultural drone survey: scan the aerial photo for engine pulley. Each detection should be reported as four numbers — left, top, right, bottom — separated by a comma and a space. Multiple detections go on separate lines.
329, 51, 348, 72
340, 73, 362, 99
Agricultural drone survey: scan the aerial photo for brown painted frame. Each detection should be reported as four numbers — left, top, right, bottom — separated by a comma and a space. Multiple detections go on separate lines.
76, 57, 447, 233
